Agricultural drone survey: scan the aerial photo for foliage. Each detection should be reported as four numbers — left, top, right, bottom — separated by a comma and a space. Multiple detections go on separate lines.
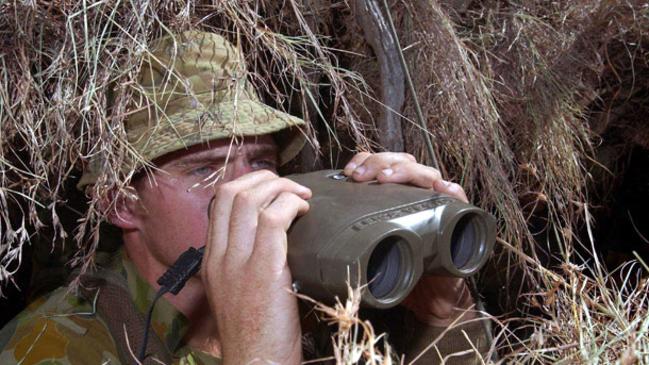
1, 0, 648, 363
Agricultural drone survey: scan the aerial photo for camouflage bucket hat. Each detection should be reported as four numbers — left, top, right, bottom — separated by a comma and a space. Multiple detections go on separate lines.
78, 30, 305, 188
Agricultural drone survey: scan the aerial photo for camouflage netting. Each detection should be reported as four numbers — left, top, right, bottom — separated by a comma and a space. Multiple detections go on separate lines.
1, 0, 648, 363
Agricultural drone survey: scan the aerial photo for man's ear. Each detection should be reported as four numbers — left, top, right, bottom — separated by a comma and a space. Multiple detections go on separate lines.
102, 187, 141, 230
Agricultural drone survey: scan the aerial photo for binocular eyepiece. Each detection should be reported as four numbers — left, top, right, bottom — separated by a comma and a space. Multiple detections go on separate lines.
287, 170, 496, 309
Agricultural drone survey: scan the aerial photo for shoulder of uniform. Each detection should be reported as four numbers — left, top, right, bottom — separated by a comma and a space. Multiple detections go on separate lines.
0, 287, 121, 365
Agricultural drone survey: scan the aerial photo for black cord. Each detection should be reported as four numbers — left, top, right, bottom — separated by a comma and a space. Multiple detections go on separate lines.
137, 199, 214, 363
138, 286, 169, 361
156, 246, 206, 295
137, 246, 206, 363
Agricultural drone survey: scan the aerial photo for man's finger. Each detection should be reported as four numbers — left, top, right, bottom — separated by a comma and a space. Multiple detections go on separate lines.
248, 192, 310, 271
343, 151, 372, 176
205, 170, 279, 264
375, 161, 443, 188
225, 178, 311, 264
348, 152, 417, 182
433, 179, 468, 203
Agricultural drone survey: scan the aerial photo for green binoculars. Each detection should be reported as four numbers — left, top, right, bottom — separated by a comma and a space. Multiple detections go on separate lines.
165, 169, 496, 310
286, 170, 496, 309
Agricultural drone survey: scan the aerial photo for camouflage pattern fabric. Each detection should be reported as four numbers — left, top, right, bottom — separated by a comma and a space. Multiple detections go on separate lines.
78, 30, 306, 189
0, 249, 220, 365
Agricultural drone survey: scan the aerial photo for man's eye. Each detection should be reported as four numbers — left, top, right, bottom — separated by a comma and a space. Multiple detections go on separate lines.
251, 159, 277, 171
191, 165, 216, 177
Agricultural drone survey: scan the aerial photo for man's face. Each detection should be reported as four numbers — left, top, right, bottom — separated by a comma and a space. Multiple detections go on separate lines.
126, 134, 279, 273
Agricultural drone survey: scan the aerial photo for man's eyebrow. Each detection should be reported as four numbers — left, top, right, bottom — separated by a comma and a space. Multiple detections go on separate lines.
167, 143, 278, 167
167, 151, 228, 168
247, 144, 279, 157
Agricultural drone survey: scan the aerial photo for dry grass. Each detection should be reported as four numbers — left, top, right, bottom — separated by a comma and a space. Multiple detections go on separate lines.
299, 285, 397, 365
0, 0, 368, 290
497, 237, 649, 364
1, 0, 648, 364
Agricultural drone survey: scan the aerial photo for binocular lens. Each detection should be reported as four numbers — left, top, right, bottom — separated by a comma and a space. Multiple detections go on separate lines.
367, 237, 402, 299
450, 213, 481, 269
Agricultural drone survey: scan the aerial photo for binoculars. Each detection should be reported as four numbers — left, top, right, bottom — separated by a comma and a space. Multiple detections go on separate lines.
165, 169, 496, 309
286, 170, 496, 309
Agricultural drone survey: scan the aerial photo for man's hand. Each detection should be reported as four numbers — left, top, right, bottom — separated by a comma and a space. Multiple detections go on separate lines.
344, 152, 475, 326
200, 170, 311, 365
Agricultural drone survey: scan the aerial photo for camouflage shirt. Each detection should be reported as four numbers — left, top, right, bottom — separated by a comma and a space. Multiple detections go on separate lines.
0, 247, 490, 365
0, 249, 220, 365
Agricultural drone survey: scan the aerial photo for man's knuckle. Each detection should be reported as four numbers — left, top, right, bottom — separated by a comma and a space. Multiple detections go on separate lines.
259, 209, 283, 226
284, 192, 304, 205
220, 260, 239, 277
402, 160, 418, 168
258, 169, 277, 179
277, 177, 295, 186
215, 182, 238, 199
234, 190, 254, 206
374, 152, 389, 158
402, 152, 417, 161
364, 154, 382, 165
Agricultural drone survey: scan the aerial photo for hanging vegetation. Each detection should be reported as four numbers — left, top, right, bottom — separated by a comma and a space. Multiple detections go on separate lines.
1, 0, 648, 363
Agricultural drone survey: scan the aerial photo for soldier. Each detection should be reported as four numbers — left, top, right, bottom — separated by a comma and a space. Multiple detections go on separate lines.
0, 31, 487, 364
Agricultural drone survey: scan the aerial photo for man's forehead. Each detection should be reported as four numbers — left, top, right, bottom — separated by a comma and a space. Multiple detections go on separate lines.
155, 135, 278, 167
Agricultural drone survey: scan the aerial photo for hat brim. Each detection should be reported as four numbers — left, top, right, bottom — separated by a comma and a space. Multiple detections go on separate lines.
78, 99, 306, 188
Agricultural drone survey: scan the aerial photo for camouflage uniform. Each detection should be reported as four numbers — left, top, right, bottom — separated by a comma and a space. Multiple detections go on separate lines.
0, 30, 303, 365
0, 247, 489, 365
0, 249, 220, 365
0, 30, 301, 365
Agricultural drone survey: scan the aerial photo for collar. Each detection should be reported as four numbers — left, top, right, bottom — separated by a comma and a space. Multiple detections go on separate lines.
110, 249, 191, 353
